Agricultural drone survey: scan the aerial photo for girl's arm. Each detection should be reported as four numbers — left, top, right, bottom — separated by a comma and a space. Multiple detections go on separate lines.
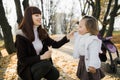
88, 40, 101, 73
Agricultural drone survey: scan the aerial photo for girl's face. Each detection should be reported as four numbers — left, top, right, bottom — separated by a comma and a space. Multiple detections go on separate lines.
32, 14, 41, 27
78, 19, 88, 35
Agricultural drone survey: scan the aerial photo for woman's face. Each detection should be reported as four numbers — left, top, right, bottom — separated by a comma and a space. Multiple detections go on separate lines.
32, 14, 41, 27
78, 19, 88, 35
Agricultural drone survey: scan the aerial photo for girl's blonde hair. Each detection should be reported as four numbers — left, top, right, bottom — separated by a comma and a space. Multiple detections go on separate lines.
82, 16, 99, 35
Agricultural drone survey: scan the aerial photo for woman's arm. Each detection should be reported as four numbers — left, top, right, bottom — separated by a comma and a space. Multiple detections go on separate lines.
44, 30, 75, 48
45, 36, 69, 48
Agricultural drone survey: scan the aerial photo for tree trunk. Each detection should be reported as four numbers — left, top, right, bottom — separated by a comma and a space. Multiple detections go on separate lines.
106, 0, 118, 37
41, 0, 47, 28
99, 25, 106, 37
92, 0, 101, 19
0, 27, 3, 40
0, 0, 16, 54
0, 32, 3, 40
22, 0, 29, 10
99, 0, 112, 37
14, 0, 23, 25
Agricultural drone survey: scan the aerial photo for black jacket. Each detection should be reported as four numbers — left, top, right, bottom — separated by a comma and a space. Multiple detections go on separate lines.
15, 34, 69, 80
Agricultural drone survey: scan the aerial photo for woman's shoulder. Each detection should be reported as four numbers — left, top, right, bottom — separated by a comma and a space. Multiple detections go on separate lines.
16, 30, 25, 37
16, 30, 29, 41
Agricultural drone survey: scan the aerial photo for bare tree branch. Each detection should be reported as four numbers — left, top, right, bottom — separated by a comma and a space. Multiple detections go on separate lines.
103, 0, 112, 25
79, 0, 83, 13
87, 0, 94, 9
116, 12, 120, 16
82, 1, 88, 16
118, 5, 120, 9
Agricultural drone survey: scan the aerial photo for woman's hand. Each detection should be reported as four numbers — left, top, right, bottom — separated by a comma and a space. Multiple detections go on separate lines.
67, 27, 79, 40
88, 66, 96, 74
40, 47, 52, 60
67, 30, 75, 40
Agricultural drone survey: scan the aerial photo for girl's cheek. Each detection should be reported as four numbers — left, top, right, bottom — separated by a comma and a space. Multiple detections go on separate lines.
78, 30, 81, 34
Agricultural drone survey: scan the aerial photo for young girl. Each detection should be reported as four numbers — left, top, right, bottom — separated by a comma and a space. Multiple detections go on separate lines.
71, 16, 105, 80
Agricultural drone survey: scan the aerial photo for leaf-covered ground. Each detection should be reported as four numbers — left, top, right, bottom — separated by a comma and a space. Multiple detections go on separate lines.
0, 48, 120, 80
0, 34, 120, 80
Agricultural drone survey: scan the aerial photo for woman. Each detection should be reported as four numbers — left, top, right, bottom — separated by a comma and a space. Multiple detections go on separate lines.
15, 6, 70, 80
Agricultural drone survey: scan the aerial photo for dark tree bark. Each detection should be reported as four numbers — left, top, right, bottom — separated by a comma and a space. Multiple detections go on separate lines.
14, 0, 23, 25
22, 0, 29, 10
0, 0, 16, 54
92, 0, 101, 19
99, 0, 112, 37
106, 0, 119, 37
0, 33, 3, 40
0, 27, 3, 40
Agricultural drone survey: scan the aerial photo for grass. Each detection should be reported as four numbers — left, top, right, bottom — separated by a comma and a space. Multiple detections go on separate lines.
113, 31, 120, 35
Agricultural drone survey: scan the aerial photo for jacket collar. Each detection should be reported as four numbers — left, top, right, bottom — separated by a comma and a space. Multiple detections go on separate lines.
79, 33, 91, 38
16, 29, 27, 39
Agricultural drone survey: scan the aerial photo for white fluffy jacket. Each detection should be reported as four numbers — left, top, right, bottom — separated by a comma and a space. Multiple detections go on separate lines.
73, 32, 102, 72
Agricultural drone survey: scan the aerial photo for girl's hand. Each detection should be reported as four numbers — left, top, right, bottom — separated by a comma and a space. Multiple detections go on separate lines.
40, 47, 52, 60
88, 66, 96, 73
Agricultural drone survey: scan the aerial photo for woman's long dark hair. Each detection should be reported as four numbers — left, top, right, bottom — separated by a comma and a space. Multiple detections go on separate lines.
19, 6, 48, 42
